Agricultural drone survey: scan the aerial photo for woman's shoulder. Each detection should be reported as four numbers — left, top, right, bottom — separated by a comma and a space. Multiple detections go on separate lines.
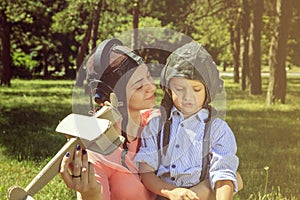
140, 108, 161, 127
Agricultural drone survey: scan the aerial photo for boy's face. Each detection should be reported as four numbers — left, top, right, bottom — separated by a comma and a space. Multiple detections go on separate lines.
169, 77, 206, 118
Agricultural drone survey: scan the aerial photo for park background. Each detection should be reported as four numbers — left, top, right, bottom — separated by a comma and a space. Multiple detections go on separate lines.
0, 0, 299, 199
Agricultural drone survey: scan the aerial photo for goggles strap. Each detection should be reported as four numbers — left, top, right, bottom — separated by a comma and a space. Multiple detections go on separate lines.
112, 46, 143, 65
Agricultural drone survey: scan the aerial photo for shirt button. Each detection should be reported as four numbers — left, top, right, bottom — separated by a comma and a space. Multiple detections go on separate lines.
171, 164, 176, 168
175, 144, 180, 148
171, 177, 175, 181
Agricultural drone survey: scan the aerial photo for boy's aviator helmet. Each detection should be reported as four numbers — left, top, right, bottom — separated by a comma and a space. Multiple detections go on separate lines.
160, 41, 224, 107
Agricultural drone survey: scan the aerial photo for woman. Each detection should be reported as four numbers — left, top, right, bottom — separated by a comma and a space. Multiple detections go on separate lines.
60, 38, 157, 200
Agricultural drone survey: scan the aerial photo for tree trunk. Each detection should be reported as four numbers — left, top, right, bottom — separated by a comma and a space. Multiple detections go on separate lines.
267, 0, 293, 104
0, 8, 12, 86
43, 57, 49, 78
232, 8, 242, 83
92, 0, 103, 50
230, 21, 241, 83
75, 19, 93, 86
249, 0, 263, 95
76, 1, 103, 86
241, 0, 250, 90
132, 0, 139, 50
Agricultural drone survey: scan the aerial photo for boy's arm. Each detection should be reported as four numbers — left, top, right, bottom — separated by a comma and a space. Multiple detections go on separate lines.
215, 180, 234, 200
210, 120, 239, 192
139, 163, 199, 200
189, 179, 215, 200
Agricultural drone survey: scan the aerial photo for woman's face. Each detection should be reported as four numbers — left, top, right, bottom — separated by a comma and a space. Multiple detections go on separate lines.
126, 64, 156, 112
169, 77, 206, 118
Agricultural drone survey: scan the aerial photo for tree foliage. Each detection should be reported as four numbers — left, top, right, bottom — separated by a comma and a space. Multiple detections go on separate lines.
0, 0, 299, 105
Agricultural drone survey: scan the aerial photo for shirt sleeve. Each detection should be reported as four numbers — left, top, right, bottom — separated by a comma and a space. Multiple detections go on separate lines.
209, 118, 239, 192
134, 116, 161, 172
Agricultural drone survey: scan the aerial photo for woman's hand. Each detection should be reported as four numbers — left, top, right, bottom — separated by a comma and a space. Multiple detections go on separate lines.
161, 187, 200, 200
60, 144, 101, 200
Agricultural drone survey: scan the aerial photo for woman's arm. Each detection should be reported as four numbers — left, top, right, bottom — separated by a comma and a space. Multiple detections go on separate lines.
60, 145, 102, 200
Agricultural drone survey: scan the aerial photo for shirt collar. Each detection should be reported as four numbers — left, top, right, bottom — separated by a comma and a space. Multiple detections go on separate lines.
170, 106, 209, 122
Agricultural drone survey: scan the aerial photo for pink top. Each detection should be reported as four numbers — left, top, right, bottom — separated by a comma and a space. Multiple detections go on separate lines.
88, 109, 159, 200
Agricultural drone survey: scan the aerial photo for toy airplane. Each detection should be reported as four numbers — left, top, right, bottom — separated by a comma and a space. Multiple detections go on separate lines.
7, 94, 124, 200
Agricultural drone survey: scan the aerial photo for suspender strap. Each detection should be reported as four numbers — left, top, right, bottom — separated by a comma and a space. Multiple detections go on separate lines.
156, 120, 163, 175
121, 149, 130, 170
200, 120, 212, 182
157, 118, 213, 181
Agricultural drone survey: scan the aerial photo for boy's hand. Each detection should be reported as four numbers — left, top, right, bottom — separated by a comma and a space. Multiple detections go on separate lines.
161, 187, 200, 200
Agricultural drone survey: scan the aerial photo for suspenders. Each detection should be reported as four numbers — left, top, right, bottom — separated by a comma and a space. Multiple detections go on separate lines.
199, 121, 212, 182
157, 119, 213, 182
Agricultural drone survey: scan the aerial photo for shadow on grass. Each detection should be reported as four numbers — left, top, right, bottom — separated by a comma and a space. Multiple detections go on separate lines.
0, 105, 68, 162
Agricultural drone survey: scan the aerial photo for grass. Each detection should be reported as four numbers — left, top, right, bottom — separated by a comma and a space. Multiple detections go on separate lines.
0, 77, 299, 199
0, 79, 77, 199
224, 76, 300, 200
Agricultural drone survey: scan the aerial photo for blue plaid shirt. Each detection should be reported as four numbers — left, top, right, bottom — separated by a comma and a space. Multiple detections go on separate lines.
135, 107, 239, 192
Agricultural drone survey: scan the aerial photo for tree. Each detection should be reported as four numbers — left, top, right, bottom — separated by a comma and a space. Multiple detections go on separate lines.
288, 1, 300, 67
0, 0, 72, 82
240, 0, 251, 90
0, 4, 11, 86
75, 18, 93, 86
227, 2, 242, 83
267, 0, 293, 104
1, 0, 298, 84
91, 0, 103, 50
132, 0, 139, 49
248, 0, 263, 95
75, 0, 103, 87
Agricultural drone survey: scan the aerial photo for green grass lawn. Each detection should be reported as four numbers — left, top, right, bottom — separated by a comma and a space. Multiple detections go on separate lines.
0, 77, 299, 199
224, 77, 300, 200
0, 79, 77, 199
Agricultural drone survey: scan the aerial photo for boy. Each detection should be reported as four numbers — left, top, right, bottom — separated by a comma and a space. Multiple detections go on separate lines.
135, 41, 239, 200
